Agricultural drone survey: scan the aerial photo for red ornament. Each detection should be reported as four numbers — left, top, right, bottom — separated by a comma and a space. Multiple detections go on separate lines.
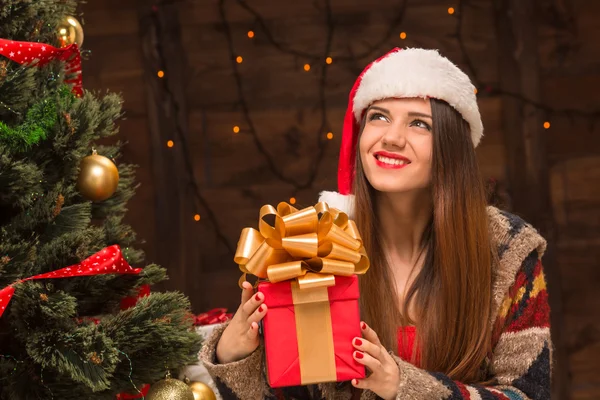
195, 308, 232, 326
116, 384, 150, 399
120, 284, 151, 310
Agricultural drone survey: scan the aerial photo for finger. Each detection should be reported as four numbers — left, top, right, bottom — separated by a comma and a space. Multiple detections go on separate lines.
247, 303, 267, 325
353, 350, 383, 374
360, 321, 382, 347
352, 337, 383, 361
246, 321, 260, 340
351, 377, 371, 390
241, 290, 264, 319
240, 281, 254, 305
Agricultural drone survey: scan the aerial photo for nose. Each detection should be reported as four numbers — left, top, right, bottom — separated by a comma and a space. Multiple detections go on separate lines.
381, 123, 407, 148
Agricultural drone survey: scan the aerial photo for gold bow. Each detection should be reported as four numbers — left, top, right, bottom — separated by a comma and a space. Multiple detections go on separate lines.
235, 201, 369, 290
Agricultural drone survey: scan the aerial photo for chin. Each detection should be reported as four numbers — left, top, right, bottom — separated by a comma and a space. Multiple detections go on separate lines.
370, 181, 413, 194
368, 178, 430, 195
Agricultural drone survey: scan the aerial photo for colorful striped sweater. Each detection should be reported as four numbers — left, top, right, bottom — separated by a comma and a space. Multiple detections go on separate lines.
200, 206, 552, 400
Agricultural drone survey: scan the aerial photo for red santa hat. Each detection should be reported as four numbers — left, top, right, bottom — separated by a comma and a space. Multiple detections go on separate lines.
319, 47, 483, 216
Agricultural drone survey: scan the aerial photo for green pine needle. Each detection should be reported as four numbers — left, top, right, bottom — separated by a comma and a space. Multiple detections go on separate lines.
0, 86, 75, 152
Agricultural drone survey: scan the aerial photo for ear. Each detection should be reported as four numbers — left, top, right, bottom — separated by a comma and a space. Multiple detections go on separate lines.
318, 191, 356, 218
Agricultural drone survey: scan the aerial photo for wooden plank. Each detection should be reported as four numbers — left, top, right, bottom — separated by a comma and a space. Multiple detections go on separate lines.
545, 119, 600, 163
494, 1, 569, 397
137, 0, 207, 310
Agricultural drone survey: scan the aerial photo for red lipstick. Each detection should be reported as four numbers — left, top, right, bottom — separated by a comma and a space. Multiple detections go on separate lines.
373, 151, 411, 170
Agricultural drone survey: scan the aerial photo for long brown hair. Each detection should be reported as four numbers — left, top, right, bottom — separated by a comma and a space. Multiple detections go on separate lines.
355, 98, 493, 383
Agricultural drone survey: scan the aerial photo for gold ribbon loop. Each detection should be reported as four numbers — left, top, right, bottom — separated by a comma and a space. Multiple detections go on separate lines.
344, 220, 363, 245
281, 206, 319, 237
306, 258, 355, 276
267, 261, 308, 283
234, 228, 264, 265
320, 222, 361, 251
282, 233, 319, 258
297, 272, 335, 290
317, 242, 362, 264
235, 201, 370, 289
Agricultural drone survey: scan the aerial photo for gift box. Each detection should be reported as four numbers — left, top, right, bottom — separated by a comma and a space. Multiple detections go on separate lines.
259, 275, 364, 387
234, 201, 370, 388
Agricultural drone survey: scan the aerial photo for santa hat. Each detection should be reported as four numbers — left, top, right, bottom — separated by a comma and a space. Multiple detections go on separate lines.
319, 47, 483, 217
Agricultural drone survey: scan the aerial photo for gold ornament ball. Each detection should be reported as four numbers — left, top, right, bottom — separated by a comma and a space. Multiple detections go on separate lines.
77, 151, 119, 202
146, 377, 195, 400
57, 16, 84, 48
189, 382, 217, 400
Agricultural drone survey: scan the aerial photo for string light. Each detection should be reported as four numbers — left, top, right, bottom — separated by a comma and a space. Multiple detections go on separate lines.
236, 56, 243, 64
303, 64, 311, 71
448, 7, 455, 15
326, 132, 333, 140
543, 121, 551, 129
157, 70, 165, 78
233, 125, 240, 134
399, 32, 407, 40
167, 140, 174, 148
474, 88, 478, 95
247, 30, 255, 38
325, 57, 333, 65
290, 197, 296, 205
194, 214, 201, 221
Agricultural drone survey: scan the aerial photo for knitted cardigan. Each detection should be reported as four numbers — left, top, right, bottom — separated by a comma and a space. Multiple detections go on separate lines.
199, 206, 552, 400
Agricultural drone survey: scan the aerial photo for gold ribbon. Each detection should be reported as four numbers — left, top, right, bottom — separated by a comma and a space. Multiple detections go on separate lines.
235, 201, 370, 290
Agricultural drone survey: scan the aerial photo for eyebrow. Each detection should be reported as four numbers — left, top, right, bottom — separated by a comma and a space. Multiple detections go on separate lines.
367, 106, 432, 120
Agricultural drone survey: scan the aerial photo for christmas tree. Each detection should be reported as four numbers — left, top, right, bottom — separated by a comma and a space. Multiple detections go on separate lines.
0, 1, 201, 399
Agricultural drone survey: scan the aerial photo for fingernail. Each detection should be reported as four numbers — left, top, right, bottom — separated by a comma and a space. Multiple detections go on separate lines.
254, 293, 261, 301
354, 351, 364, 359
351, 379, 357, 385
361, 322, 366, 330
258, 305, 264, 312
354, 338, 362, 346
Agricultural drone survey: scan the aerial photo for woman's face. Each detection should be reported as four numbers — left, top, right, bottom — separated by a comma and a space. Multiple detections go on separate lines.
359, 97, 433, 194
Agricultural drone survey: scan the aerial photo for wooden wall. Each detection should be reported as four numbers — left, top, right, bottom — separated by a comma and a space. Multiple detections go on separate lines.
81, 0, 599, 398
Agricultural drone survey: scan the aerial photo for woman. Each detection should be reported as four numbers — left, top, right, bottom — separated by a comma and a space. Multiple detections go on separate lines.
200, 48, 551, 400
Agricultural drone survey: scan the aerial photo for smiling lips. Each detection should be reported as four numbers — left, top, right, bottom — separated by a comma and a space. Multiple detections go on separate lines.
373, 151, 411, 169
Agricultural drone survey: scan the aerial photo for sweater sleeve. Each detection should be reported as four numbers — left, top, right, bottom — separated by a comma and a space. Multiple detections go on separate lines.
391, 251, 552, 400
198, 321, 271, 400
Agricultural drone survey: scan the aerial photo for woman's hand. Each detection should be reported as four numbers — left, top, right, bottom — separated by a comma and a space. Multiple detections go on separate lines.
351, 322, 400, 400
215, 281, 267, 364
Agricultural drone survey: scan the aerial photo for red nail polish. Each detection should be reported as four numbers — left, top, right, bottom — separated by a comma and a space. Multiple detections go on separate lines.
255, 293, 261, 301
361, 322, 366, 330
258, 305, 264, 312
354, 338, 362, 346
355, 351, 364, 359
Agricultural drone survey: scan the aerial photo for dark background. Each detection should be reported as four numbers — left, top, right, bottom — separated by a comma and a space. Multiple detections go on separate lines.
80, 0, 598, 398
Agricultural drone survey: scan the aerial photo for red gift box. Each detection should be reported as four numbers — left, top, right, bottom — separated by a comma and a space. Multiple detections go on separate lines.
259, 274, 365, 387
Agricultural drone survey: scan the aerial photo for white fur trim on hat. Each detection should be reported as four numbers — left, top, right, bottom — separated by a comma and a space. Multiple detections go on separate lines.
318, 191, 355, 218
352, 48, 483, 147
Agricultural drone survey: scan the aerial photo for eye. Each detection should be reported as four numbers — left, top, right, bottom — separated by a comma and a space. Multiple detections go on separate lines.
410, 119, 432, 131
367, 112, 389, 122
